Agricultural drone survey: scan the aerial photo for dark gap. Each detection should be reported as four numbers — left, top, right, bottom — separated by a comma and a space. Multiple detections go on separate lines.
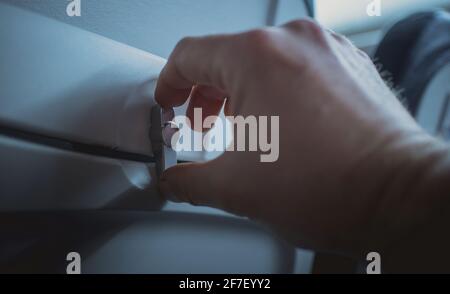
0, 123, 156, 163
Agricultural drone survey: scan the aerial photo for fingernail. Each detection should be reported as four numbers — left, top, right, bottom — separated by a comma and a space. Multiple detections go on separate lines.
158, 178, 181, 203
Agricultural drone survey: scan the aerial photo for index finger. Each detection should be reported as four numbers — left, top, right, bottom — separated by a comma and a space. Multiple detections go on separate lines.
155, 34, 233, 108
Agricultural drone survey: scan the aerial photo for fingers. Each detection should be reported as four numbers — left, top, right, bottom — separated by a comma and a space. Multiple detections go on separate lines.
158, 159, 228, 209
155, 35, 238, 209
187, 85, 227, 132
155, 34, 233, 109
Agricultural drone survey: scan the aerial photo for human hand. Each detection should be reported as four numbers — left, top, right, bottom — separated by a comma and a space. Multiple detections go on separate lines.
155, 19, 449, 258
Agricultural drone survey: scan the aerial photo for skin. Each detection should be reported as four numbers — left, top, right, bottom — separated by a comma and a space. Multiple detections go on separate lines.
155, 19, 450, 273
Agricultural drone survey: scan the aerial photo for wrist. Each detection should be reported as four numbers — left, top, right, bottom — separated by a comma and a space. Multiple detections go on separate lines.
365, 133, 450, 272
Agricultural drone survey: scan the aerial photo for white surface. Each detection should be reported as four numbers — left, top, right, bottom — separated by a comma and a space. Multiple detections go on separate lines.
0, 3, 164, 156
82, 212, 294, 274
2, 0, 312, 58
0, 135, 162, 211
1, 0, 273, 58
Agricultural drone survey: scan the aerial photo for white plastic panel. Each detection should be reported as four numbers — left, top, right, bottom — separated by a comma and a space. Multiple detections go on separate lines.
2, 0, 274, 58
0, 135, 163, 211
0, 3, 164, 156
2, 0, 313, 58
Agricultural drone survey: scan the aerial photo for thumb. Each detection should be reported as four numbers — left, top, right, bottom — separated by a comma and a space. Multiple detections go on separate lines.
158, 160, 226, 208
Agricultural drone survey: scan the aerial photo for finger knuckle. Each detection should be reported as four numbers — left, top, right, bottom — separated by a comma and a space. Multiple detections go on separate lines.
284, 18, 329, 47
175, 36, 196, 52
284, 18, 322, 34
285, 18, 314, 29
243, 29, 274, 49
232, 29, 279, 67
